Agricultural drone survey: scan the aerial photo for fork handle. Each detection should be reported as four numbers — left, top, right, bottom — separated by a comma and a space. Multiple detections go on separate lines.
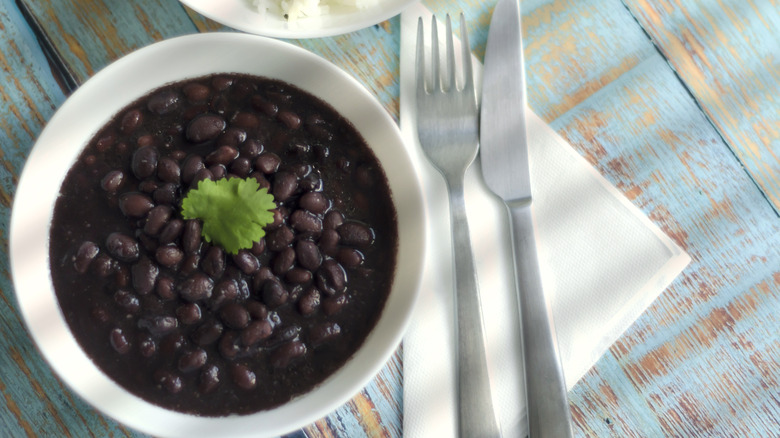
447, 177, 501, 438
506, 200, 573, 438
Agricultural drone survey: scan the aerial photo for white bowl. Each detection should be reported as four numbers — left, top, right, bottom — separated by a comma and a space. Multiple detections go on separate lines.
180, 0, 417, 39
10, 32, 425, 438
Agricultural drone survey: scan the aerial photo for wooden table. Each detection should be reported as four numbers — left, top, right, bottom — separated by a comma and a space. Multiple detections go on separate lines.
2, 0, 778, 436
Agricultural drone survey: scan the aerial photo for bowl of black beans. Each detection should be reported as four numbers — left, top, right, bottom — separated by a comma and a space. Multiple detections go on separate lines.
10, 32, 426, 438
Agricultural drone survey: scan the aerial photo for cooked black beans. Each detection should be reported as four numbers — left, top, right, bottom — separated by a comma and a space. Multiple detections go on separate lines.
49, 73, 398, 417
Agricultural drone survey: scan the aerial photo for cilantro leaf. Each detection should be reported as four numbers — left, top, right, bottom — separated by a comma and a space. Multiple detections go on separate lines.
181, 177, 276, 254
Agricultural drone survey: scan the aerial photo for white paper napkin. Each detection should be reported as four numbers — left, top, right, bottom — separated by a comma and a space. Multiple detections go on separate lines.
399, 4, 690, 437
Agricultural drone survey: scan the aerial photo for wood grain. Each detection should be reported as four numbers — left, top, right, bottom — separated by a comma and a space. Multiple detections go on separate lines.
625, 0, 780, 212
2, 0, 780, 436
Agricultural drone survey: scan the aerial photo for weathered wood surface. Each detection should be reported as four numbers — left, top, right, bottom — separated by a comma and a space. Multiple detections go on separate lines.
1, 0, 779, 436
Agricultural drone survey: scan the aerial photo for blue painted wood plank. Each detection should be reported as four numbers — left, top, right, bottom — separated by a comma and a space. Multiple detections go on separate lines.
624, 0, 780, 212
0, 0, 143, 436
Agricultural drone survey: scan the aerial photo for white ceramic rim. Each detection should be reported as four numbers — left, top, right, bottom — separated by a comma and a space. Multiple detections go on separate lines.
10, 32, 426, 438
179, 0, 418, 39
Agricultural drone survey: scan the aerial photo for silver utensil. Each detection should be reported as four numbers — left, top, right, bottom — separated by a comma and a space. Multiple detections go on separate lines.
415, 14, 501, 438
479, 0, 573, 437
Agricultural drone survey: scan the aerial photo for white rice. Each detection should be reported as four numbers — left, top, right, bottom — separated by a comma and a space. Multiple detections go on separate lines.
253, 0, 376, 22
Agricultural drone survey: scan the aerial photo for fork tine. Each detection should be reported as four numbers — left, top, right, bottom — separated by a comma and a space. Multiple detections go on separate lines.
445, 15, 456, 92
430, 16, 440, 93
459, 13, 474, 94
415, 17, 426, 95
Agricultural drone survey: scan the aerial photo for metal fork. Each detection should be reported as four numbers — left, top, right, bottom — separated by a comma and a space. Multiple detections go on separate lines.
415, 14, 501, 438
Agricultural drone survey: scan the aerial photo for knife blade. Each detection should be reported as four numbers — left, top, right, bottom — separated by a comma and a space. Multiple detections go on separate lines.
480, 0, 574, 437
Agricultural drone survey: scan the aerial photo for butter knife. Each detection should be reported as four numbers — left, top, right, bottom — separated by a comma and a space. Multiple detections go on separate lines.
479, 0, 574, 436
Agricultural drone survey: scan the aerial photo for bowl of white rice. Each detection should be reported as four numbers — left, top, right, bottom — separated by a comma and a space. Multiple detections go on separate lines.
180, 0, 418, 38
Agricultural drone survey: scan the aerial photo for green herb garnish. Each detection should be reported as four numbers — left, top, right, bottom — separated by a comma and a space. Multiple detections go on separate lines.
181, 177, 276, 254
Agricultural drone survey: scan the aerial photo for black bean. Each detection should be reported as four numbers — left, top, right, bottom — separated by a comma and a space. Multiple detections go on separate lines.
322, 293, 348, 316
310, 321, 342, 346
100, 170, 124, 193
181, 155, 205, 184
250, 238, 266, 256
105, 232, 139, 262
277, 111, 301, 130
193, 168, 214, 185
159, 332, 186, 358
318, 229, 340, 257
271, 341, 306, 368
273, 247, 296, 275
231, 111, 259, 129
297, 287, 321, 316
158, 218, 184, 245
120, 109, 143, 134
299, 192, 329, 214
178, 348, 208, 372
218, 331, 240, 360
153, 182, 178, 205
199, 364, 221, 394
251, 95, 278, 116
338, 222, 374, 247
323, 210, 344, 230
246, 300, 269, 320
240, 320, 273, 346
186, 113, 226, 143
182, 220, 202, 254
286, 267, 312, 284
191, 320, 224, 346
156, 275, 176, 300
337, 247, 365, 268
132, 146, 159, 179
232, 250, 260, 275
231, 363, 256, 390
272, 171, 298, 202
219, 302, 250, 330
109, 328, 131, 354
295, 240, 322, 271
262, 280, 289, 309
139, 315, 179, 336
205, 145, 239, 166
316, 259, 346, 296
201, 246, 225, 279
176, 302, 202, 325
153, 369, 183, 394
144, 205, 173, 236
118, 192, 154, 218
210, 164, 227, 180
155, 244, 184, 268
157, 157, 181, 184
147, 89, 180, 115
114, 289, 141, 313
131, 257, 159, 295
254, 152, 281, 174
266, 225, 294, 252
229, 157, 252, 178
180, 253, 201, 276
183, 82, 210, 102
73, 241, 99, 274
290, 209, 322, 234
178, 273, 214, 302
300, 171, 323, 192
138, 334, 157, 357
138, 179, 159, 194
240, 139, 263, 158
210, 278, 239, 310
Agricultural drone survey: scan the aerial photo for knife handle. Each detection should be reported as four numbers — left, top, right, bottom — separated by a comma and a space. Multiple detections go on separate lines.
447, 178, 501, 438
506, 201, 573, 438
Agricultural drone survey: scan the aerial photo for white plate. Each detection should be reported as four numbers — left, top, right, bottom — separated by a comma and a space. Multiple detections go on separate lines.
10, 32, 426, 438
180, 0, 418, 39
